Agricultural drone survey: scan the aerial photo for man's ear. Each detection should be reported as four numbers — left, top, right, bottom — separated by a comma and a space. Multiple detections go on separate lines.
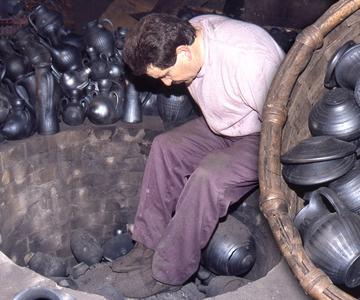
176, 45, 192, 60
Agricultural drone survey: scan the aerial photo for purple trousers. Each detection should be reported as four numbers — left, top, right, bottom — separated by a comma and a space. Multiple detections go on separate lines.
132, 117, 259, 285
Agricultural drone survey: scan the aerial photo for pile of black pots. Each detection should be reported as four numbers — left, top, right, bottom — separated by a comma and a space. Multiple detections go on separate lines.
25, 229, 134, 281
281, 40, 360, 290
0, 4, 197, 141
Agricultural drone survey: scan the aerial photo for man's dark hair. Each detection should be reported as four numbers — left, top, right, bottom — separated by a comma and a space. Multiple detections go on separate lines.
123, 13, 196, 76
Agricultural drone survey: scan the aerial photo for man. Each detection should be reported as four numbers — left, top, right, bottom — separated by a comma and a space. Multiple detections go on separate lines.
111, 13, 284, 298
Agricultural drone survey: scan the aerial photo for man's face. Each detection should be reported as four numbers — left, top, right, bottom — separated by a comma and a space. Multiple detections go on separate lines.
146, 46, 198, 86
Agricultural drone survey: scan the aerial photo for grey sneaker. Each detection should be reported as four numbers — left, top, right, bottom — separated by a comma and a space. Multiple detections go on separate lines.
110, 242, 154, 273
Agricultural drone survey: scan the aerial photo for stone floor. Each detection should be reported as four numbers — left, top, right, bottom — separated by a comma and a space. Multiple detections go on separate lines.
1, 250, 312, 300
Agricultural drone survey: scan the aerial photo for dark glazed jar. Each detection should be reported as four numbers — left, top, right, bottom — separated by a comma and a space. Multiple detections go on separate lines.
61, 93, 87, 126
87, 79, 123, 125
201, 215, 256, 276
84, 19, 115, 58
295, 187, 360, 288
1, 98, 35, 140
15, 72, 37, 114
308, 87, 360, 141
34, 62, 61, 135
40, 39, 82, 73
28, 4, 64, 45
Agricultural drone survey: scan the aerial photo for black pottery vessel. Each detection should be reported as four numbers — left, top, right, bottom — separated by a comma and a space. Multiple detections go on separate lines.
295, 187, 360, 288
84, 19, 115, 58
34, 62, 61, 135
201, 215, 256, 276
1, 98, 35, 140
308, 87, 360, 141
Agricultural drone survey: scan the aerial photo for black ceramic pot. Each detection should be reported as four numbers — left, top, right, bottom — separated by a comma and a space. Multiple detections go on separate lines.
281, 136, 356, 164
84, 19, 115, 58
40, 39, 82, 73
334, 43, 360, 90
324, 40, 356, 88
28, 4, 64, 45
282, 154, 355, 186
15, 72, 37, 114
1, 98, 35, 140
70, 229, 103, 266
329, 164, 360, 214
157, 92, 194, 123
87, 80, 123, 125
201, 215, 256, 276
308, 87, 360, 141
61, 96, 87, 126
121, 80, 142, 123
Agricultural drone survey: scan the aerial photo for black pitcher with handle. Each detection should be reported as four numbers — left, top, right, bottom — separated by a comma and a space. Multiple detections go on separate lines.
84, 19, 115, 59
294, 187, 360, 288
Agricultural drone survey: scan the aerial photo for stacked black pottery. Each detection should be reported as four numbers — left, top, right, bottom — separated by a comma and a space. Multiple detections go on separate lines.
0, 4, 196, 142
281, 40, 360, 289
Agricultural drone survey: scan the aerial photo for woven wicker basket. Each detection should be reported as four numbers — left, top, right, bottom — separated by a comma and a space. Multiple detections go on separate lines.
259, 0, 360, 299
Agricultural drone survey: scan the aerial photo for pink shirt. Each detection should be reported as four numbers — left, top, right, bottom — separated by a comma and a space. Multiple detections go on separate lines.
188, 15, 284, 137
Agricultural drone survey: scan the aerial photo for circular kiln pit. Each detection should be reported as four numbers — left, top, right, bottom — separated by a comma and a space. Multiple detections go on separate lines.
0, 117, 164, 299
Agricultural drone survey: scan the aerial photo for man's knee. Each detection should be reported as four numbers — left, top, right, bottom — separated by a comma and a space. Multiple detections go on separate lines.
151, 131, 175, 152
192, 151, 258, 186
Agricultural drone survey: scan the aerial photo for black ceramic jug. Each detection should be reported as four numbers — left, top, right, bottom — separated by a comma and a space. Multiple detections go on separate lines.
28, 4, 64, 45
60, 67, 91, 94
61, 95, 87, 126
40, 39, 82, 73
84, 19, 115, 58
34, 62, 61, 135
1, 98, 35, 140
15, 72, 37, 114
157, 84, 195, 123
87, 79, 123, 125
295, 187, 360, 288
122, 79, 142, 123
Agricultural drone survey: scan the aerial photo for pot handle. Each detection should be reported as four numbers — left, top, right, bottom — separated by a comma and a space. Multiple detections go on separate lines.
50, 64, 61, 81
0, 59, 5, 81
28, 11, 38, 33
110, 90, 119, 110
141, 92, 153, 105
310, 187, 348, 215
100, 18, 114, 31
80, 97, 89, 110
60, 97, 69, 111
354, 78, 360, 107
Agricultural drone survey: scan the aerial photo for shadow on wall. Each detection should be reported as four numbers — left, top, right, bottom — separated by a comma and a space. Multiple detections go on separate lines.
71, 0, 113, 31
240, 0, 338, 29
